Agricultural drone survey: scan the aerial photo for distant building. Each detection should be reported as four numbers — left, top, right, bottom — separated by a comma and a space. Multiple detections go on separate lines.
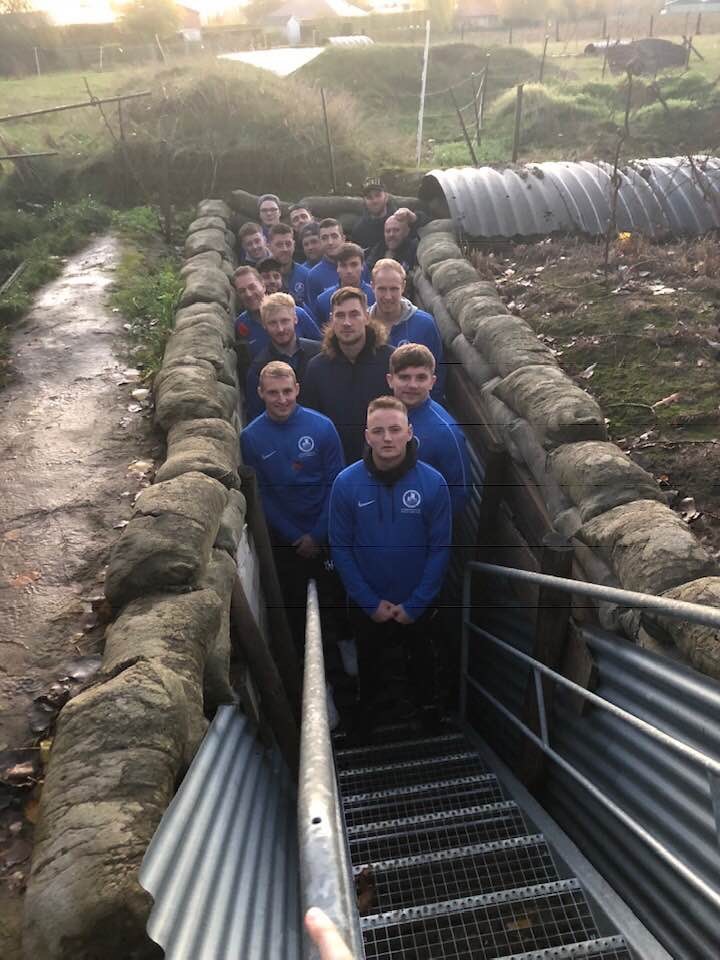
266, 0, 369, 45
177, 3, 202, 41
455, 0, 500, 31
661, 0, 720, 12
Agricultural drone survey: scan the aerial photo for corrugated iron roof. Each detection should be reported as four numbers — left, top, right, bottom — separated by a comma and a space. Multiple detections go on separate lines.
420, 157, 720, 239
139, 706, 302, 960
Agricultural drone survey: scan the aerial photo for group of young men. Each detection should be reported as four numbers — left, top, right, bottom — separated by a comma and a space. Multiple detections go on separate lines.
235, 181, 471, 738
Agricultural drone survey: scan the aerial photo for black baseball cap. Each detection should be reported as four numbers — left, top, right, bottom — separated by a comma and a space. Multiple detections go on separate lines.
256, 256, 282, 273
362, 177, 387, 196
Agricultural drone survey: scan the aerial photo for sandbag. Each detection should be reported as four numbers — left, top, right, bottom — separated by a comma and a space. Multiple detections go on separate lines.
174, 300, 229, 325
187, 215, 226, 234
494, 365, 607, 448
23, 660, 188, 960
154, 364, 237, 431
184, 228, 227, 258
427, 258, 479, 295
473, 314, 559, 376
180, 251, 222, 277
300, 194, 366, 217
579, 499, 717, 596
230, 188, 290, 221
156, 418, 240, 488
450, 334, 495, 390
413, 270, 459, 346
215, 488, 248, 555
164, 322, 226, 375
199, 550, 238, 713
418, 218, 456, 238
104, 472, 227, 607
654, 577, 720, 679
445, 280, 501, 323
102, 589, 222, 755
173, 309, 235, 348
179, 267, 232, 310
459, 300, 509, 342
197, 199, 232, 221
417, 235, 463, 272
550, 441, 664, 522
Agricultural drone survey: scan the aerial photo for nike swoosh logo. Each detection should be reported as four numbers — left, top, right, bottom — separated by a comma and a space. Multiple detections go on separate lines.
262, 451, 276, 460
358, 500, 375, 508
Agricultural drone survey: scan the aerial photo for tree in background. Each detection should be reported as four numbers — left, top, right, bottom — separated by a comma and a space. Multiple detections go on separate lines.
428, 0, 454, 32
121, 0, 180, 39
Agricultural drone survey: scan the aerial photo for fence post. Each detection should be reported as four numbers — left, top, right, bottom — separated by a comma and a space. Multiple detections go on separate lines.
99, 45, 104, 72
320, 87, 338, 194
33, 47, 41, 77
601, 42, 608, 79
696, 12, 702, 35
480, 54, 490, 128
555, 19, 560, 42
415, 18, 431, 169
539, 35, 549, 83
649, 14, 654, 37
471, 72, 481, 147
601, 15, 607, 38
450, 86, 479, 167
508, 22, 513, 45
511, 83, 524, 163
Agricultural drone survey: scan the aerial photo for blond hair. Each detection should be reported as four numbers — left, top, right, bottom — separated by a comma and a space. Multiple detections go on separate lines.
372, 258, 406, 281
260, 292, 297, 325
367, 396, 408, 419
258, 360, 297, 387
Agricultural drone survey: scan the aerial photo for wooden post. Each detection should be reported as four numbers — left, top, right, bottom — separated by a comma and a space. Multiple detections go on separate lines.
99, 45, 104, 72
508, 22, 513, 45
240, 467, 302, 717
480, 56, 489, 128
230, 576, 300, 776
415, 19, 431, 169
601, 42, 608, 79
320, 87, 338, 194
471, 72, 481, 146
511, 83, 524, 163
649, 14, 654, 38
601, 15, 607, 38
539, 35, 549, 83
450, 87, 479, 167
685, 35, 692, 69
154, 33, 167, 64
696, 12, 702, 35
33, 47, 41, 76
516, 532, 574, 788
555, 19, 560, 42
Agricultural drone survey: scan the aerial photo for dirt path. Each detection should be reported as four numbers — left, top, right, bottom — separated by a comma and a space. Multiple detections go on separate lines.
0, 235, 161, 955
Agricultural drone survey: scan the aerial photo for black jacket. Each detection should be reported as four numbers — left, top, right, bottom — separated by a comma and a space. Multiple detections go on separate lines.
302, 327, 394, 463
245, 337, 321, 421
366, 235, 419, 275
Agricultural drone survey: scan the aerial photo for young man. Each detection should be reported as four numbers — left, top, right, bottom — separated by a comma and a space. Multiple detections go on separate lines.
329, 396, 451, 733
388, 344, 470, 517
245, 293, 321, 420
237, 221, 269, 266
302, 287, 394, 463
306, 219, 345, 308
257, 193, 281, 238
314, 243, 376, 328
233, 266, 320, 361
367, 213, 419, 275
299, 222, 323, 268
268, 223, 310, 308
369, 258, 445, 398
352, 177, 425, 253
241, 361, 344, 649
289, 203, 314, 235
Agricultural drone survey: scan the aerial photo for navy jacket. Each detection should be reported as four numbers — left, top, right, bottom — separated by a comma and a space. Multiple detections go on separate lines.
409, 398, 471, 516
282, 261, 310, 307
302, 328, 394, 463
235, 307, 321, 360
245, 338, 322, 420
241, 405, 344, 546
315, 280, 376, 328
367, 236, 419, 274
329, 456, 451, 618
306, 258, 339, 308
351, 200, 428, 253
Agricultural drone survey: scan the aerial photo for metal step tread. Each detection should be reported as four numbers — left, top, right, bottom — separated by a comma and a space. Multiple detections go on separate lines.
346, 800, 522, 837
361, 878, 603, 959
492, 937, 631, 960
343, 777, 506, 828
338, 751, 488, 793
336, 733, 466, 767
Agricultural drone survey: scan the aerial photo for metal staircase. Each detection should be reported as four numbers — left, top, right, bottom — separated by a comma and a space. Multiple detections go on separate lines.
334, 724, 632, 960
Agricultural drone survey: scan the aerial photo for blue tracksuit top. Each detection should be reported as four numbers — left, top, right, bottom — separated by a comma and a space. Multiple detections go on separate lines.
241, 405, 344, 546
315, 281, 376, 328
409, 398, 471, 516
283, 261, 310, 307
329, 459, 451, 618
235, 307, 321, 360
306, 258, 339, 308
371, 299, 445, 398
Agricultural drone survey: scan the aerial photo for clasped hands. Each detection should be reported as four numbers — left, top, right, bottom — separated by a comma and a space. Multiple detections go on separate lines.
371, 599, 414, 624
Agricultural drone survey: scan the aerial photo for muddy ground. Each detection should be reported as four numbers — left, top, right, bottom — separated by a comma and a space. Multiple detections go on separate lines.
0, 236, 160, 957
472, 236, 720, 560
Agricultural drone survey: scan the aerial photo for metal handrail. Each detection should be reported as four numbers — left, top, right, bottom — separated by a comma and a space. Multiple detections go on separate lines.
461, 561, 720, 912
298, 580, 364, 960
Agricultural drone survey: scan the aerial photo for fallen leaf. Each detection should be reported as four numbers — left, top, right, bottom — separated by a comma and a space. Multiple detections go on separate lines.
578, 363, 597, 379
7, 570, 41, 588
127, 403, 142, 413
652, 392, 681, 409
112, 520, 129, 530
23, 796, 40, 825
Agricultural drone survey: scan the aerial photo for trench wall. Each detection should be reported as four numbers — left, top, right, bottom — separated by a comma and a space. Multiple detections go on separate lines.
413, 221, 720, 678
23, 200, 258, 960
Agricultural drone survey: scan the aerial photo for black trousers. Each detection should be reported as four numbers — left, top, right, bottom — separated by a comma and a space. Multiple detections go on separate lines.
350, 603, 439, 717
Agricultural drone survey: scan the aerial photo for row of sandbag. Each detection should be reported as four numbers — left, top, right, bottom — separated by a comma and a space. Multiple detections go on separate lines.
413, 221, 720, 679
24, 200, 249, 960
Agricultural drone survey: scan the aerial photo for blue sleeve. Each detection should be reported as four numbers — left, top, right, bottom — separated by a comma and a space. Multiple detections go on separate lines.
446, 424, 471, 516
315, 292, 331, 328
244, 366, 264, 421
240, 430, 304, 544
296, 306, 322, 340
306, 271, 322, 310
329, 478, 381, 615
403, 478, 452, 618
309, 422, 346, 544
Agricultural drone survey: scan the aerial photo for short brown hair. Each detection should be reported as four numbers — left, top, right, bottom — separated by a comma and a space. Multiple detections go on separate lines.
260, 292, 296, 325
367, 396, 407, 419
330, 285, 368, 312
269, 223, 293, 239
232, 264, 261, 284
258, 360, 297, 387
336, 242, 365, 265
319, 218, 342, 232
372, 258, 406, 281
389, 343, 435, 374
238, 221, 262, 241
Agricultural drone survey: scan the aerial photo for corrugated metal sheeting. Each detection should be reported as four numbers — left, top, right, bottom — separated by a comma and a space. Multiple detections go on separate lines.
419, 157, 720, 239
139, 706, 302, 960
468, 589, 720, 960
